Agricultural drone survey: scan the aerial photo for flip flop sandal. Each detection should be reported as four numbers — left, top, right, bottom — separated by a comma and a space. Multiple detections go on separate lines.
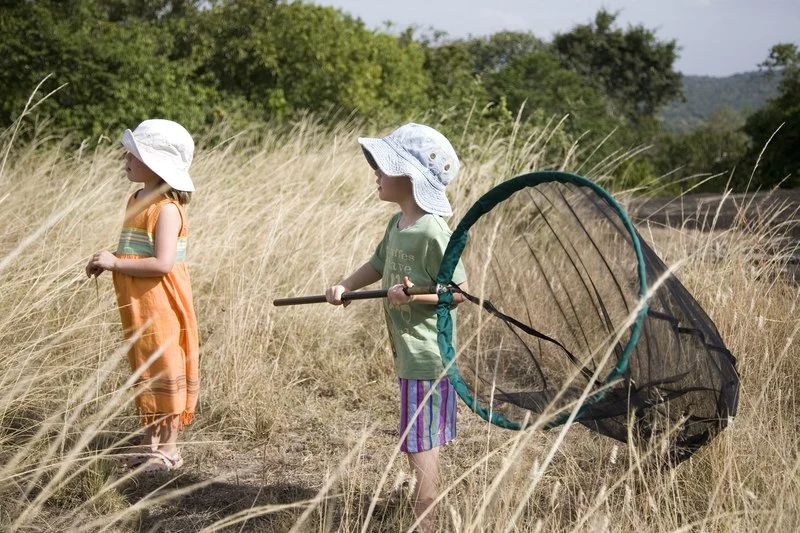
137, 450, 184, 475
111, 434, 150, 467
123, 453, 155, 469
107, 451, 151, 470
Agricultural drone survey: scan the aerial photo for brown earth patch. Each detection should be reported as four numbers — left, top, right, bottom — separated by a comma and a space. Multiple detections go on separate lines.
628, 189, 800, 282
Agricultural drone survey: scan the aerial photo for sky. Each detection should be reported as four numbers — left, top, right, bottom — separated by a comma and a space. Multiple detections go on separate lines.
310, 0, 799, 77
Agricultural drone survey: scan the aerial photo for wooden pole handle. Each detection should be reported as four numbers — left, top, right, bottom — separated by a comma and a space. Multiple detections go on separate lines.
272, 285, 439, 307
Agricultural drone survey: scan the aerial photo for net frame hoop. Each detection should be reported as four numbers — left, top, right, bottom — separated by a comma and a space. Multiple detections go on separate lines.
436, 170, 648, 430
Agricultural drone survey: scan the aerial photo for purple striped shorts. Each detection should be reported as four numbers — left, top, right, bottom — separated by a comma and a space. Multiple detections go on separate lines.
398, 377, 457, 453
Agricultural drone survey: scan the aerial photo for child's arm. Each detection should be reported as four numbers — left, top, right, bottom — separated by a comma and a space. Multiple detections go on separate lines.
87, 203, 181, 277
326, 262, 382, 306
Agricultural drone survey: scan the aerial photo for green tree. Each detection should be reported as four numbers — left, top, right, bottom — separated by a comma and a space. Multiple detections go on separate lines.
552, 9, 683, 123
484, 49, 612, 134
743, 43, 800, 188
420, 32, 611, 137
201, 1, 429, 120
418, 34, 489, 125
465, 31, 545, 74
98, 0, 202, 22
0, 0, 232, 138
652, 107, 750, 192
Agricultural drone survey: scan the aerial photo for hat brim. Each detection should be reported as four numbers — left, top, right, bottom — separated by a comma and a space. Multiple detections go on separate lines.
121, 129, 142, 162
121, 129, 195, 192
358, 137, 452, 216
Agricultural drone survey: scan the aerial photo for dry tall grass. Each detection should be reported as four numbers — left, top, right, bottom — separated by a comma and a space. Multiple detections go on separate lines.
0, 118, 798, 532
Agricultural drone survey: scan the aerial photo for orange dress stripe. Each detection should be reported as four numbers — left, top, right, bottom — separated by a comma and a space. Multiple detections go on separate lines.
112, 193, 200, 427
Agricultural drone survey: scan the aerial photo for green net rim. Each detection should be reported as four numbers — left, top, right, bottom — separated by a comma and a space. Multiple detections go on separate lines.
436, 171, 648, 430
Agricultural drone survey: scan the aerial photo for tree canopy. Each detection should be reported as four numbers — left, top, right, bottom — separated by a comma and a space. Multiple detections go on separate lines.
743, 43, 800, 188
552, 10, 683, 123
2, 1, 794, 191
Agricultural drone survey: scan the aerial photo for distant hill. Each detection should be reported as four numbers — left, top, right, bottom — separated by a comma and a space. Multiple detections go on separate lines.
660, 71, 780, 133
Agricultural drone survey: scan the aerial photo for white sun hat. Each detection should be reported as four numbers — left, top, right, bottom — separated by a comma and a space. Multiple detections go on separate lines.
121, 119, 195, 192
358, 123, 460, 216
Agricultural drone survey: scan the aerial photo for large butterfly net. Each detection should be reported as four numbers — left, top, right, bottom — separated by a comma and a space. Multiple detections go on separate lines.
440, 172, 739, 462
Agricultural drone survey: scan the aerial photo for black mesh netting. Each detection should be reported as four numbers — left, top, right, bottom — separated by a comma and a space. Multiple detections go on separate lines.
447, 174, 739, 462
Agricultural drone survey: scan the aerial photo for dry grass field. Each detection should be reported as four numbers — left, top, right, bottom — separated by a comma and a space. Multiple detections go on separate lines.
0, 119, 798, 532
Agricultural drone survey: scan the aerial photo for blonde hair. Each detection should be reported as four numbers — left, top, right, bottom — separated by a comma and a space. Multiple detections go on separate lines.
166, 188, 192, 205
159, 180, 192, 205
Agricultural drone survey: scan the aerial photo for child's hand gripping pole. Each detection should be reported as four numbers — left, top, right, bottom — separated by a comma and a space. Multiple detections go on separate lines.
272, 285, 445, 307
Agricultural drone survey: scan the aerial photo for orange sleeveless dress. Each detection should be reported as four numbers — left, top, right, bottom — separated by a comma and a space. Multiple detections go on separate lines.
112, 192, 199, 428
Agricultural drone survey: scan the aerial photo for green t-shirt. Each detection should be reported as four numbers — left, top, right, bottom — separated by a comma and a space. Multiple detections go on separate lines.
369, 213, 467, 379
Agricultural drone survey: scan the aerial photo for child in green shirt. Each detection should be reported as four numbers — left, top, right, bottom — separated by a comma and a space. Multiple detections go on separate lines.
326, 123, 468, 531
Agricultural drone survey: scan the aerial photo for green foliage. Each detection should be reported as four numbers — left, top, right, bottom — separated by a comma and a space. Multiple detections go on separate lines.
464, 31, 546, 74
0, 0, 433, 138
193, 1, 431, 122
98, 0, 204, 22
651, 107, 751, 192
420, 31, 616, 152
741, 43, 800, 189
3, 1, 771, 194
0, 0, 235, 138
484, 50, 612, 134
552, 9, 683, 122
263, 3, 427, 119
418, 35, 489, 124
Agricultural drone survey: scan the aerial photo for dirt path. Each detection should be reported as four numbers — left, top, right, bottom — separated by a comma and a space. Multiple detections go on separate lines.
628, 188, 800, 281
629, 189, 800, 235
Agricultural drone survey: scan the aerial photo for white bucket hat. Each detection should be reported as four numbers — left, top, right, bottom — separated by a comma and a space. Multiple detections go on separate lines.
121, 119, 195, 192
358, 123, 460, 216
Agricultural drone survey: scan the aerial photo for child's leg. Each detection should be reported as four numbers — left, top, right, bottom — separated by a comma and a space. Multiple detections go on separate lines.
132, 417, 179, 459
152, 417, 180, 457
398, 377, 456, 530
125, 423, 159, 468
143, 424, 158, 450
407, 448, 439, 531
130, 417, 183, 472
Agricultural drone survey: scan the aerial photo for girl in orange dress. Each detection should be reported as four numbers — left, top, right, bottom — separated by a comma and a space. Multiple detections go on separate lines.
86, 119, 199, 473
